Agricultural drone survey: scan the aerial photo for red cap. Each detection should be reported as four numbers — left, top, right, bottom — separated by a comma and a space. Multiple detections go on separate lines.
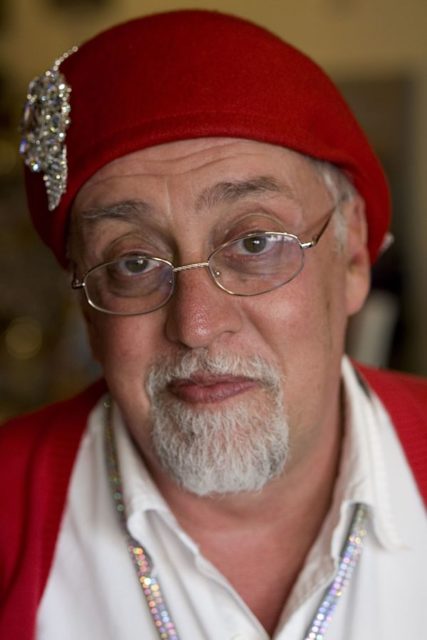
22, 9, 390, 265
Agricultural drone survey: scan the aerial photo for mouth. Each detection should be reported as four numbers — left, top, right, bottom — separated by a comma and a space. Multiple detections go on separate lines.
167, 374, 259, 404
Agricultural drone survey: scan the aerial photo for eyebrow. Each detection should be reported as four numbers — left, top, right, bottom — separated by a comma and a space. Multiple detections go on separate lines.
76, 175, 294, 226
78, 199, 153, 224
195, 176, 292, 210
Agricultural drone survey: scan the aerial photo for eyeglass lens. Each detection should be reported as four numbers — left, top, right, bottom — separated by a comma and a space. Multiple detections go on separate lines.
83, 232, 305, 315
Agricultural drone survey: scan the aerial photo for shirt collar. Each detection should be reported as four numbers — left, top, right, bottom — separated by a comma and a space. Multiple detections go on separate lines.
337, 357, 405, 551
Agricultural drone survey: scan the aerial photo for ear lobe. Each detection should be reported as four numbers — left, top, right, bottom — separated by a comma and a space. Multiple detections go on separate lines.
344, 195, 371, 317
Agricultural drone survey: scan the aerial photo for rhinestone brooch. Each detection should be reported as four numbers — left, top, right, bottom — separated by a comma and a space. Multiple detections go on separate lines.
19, 47, 78, 211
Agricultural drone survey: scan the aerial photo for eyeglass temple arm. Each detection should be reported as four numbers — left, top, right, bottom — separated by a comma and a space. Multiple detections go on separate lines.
71, 277, 84, 289
300, 208, 335, 250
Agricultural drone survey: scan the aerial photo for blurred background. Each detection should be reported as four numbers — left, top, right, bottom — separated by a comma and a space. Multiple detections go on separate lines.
1, 0, 426, 420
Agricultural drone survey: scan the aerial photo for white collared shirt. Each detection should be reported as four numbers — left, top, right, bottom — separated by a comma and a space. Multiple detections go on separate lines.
37, 358, 427, 639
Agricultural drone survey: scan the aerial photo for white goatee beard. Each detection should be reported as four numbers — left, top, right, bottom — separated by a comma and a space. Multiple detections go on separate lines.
146, 350, 289, 496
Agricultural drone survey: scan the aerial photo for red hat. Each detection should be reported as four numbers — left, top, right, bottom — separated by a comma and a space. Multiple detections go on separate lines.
20, 9, 390, 266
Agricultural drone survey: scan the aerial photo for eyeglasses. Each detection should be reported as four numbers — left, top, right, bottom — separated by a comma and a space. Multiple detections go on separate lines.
71, 206, 336, 316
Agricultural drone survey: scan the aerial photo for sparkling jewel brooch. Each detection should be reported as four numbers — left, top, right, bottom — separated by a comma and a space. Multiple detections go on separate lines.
19, 47, 78, 211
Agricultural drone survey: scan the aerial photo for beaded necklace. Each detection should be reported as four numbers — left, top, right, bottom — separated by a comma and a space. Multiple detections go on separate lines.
104, 404, 367, 640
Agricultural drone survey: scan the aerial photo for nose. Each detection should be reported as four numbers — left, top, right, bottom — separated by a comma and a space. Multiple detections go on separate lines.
164, 264, 243, 348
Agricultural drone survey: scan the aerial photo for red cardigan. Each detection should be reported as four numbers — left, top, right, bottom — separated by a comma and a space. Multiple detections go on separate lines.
0, 367, 426, 638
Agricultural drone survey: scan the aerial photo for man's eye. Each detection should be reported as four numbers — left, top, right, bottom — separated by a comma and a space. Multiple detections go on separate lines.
240, 235, 268, 254
233, 233, 282, 257
114, 255, 154, 276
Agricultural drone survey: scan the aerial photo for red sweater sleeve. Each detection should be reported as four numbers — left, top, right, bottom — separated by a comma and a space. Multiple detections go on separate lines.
356, 363, 427, 505
0, 380, 106, 639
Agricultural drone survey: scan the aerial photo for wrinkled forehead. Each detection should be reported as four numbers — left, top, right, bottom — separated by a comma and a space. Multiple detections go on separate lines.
75, 139, 321, 194
71, 138, 329, 220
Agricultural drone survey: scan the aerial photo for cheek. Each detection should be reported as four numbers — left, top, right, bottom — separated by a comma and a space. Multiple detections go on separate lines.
256, 263, 347, 355
85, 312, 161, 381
249, 264, 347, 444
248, 258, 348, 408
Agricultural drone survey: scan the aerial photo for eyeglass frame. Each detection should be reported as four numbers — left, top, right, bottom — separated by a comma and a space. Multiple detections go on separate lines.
71, 202, 338, 316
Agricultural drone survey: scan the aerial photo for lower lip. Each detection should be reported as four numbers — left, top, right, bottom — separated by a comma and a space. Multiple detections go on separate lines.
168, 378, 258, 404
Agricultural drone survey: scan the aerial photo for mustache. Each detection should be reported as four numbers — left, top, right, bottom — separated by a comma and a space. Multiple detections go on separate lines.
146, 350, 283, 396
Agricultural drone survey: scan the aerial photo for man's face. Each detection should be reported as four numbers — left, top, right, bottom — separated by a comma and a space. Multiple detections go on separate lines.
71, 138, 370, 494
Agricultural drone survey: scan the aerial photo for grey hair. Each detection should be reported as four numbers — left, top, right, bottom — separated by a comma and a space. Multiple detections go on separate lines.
309, 158, 358, 249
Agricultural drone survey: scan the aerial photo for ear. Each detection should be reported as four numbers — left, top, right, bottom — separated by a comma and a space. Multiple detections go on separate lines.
80, 303, 104, 364
68, 254, 103, 364
73, 285, 103, 366
343, 195, 371, 317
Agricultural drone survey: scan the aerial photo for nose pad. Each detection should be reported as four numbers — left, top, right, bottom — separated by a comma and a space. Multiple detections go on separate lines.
164, 264, 242, 348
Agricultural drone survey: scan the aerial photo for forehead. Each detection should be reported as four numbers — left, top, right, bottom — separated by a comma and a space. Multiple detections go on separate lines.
73, 137, 325, 211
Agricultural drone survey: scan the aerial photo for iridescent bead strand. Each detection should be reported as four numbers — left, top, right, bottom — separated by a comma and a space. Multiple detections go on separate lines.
303, 503, 367, 640
105, 402, 181, 640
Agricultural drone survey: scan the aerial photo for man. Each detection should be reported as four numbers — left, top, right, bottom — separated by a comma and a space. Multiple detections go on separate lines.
1, 9, 426, 639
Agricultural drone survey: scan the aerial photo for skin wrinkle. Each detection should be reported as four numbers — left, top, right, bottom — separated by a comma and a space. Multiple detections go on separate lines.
69, 175, 300, 271
70, 200, 167, 269
194, 175, 287, 210
68, 161, 356, 269
76, 177, 291, 227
